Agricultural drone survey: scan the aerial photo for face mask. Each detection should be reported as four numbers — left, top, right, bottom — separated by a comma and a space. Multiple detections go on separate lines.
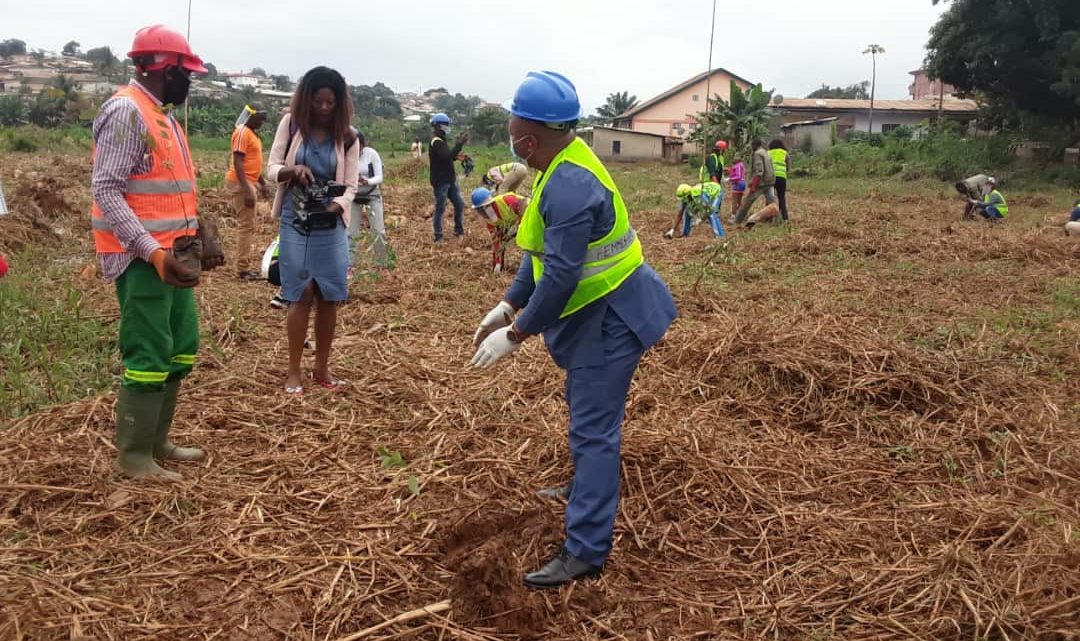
163, 69, 191, 106
509, 135, 533, 164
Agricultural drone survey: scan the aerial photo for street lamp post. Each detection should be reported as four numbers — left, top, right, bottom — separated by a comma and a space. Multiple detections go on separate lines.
863, 44, 885, 134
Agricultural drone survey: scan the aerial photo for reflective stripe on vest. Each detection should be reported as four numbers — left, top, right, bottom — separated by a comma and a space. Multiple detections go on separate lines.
985, 190, 1009, 217
769, 149, 788, 179
516, 137, 644, 319
90, 85, 198, 253
91, 217, 199, 233
125, 179, 195, 194
499, 162, 517, 174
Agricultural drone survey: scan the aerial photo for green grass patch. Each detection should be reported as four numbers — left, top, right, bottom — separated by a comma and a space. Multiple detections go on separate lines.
0, 254, 118, 420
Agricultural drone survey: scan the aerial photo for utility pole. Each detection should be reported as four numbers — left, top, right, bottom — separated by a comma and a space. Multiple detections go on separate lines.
184, 0, 192, 132
700, 0, 717, 170
863, 44, 885, 134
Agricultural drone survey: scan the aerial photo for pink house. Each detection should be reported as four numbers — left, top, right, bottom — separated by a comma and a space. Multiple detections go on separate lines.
612, 68, 754, 139
908, 69, 958, 101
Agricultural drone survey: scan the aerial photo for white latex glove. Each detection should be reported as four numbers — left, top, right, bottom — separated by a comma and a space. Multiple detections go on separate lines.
473, 300, 514, 347
470, 328, 522, 369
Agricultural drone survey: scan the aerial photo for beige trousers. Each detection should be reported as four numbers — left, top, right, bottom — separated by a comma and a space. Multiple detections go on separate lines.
228, 181, 257, 271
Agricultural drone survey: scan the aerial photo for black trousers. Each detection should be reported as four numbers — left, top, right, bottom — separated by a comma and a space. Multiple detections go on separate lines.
775, 177, 789, 221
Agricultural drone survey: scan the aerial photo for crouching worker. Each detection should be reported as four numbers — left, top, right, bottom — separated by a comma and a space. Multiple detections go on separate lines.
956, 174, 992, 220
92, 25, 224, 480
1066, 197, 1080, 237
471, 187, 527, 272
970, 177, 1007, 222
665, 182, 724, 238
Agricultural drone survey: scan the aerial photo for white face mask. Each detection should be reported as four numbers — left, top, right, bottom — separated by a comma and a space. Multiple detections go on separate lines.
509, 135, 533, 164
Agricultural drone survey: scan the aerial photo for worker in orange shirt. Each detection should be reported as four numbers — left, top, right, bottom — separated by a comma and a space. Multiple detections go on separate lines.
225, 104, 271, 280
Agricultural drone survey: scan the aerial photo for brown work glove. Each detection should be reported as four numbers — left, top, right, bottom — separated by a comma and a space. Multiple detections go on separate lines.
196, 217, 226, 270
149, 248, 200, 288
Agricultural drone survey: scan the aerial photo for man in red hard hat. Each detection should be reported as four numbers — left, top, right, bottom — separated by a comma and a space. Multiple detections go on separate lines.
700, 139, 727, 183
90, 25, 213, 481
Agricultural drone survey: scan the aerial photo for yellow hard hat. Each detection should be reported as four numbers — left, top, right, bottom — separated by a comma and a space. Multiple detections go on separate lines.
675, 183, 693, 198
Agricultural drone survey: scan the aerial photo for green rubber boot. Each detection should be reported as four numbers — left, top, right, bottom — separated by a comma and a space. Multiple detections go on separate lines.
155, 380, 205, 462
116, 387, 182, 481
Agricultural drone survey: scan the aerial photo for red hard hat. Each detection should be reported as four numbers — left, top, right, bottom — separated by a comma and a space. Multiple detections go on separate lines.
128, 25, 207, 74
714, 140, 728, 151
0, 254, 8, 279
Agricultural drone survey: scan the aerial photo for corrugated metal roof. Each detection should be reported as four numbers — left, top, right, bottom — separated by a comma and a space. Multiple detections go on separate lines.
777, 98, 977, 113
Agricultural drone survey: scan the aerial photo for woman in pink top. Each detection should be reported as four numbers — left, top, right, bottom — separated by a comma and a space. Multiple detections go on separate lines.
727, 160, 747, 217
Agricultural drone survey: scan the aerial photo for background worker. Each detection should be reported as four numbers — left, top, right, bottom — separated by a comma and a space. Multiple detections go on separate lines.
970, 177, 1007, 222
348, 130, 390, 272
768, 139, 792, 222
91, 25, 213, 480
956, 173, 992, 219
225, 104, 270, 280
665, 182, 724, 239
470, 187, 528, 272
1067, 197, 1080, 236
700, 140, 727, 183
484, 161, 529, 195
428, 112, 469, 242
471, 71, 676, 589
727, 157, 746, 219
410, 137, 422, 159
733, 139, 780, 226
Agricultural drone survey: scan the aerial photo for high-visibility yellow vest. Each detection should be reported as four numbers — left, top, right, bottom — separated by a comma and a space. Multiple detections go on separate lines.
985, 190, 1008, 217
516, 138, 643, 319
699, 152, 724, 183
769, 148, 788, 179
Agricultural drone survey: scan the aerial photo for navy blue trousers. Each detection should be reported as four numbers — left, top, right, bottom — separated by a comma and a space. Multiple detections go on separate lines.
563, 308, 645, 566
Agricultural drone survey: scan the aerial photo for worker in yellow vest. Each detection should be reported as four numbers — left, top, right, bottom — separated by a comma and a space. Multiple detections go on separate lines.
90, 25, 221, 480
471, 71, 677, 589
483, 161, 529, 195
768, 139, 792, 221
471, 187, 528, 272
969, 177, 1008, 222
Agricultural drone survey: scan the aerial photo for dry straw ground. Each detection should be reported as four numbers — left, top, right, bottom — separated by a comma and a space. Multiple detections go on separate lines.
1, 150, 1078, 641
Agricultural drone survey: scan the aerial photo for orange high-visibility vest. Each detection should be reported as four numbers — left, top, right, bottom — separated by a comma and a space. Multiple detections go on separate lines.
91, 85, 199, 253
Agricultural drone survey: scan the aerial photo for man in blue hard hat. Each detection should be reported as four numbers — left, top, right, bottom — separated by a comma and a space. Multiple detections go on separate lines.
470, 71, 677, 589
428, 112, 469, 242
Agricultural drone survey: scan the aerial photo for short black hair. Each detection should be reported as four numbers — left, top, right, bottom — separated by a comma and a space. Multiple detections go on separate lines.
751, 139, 764, 150
768, 139, 785, 150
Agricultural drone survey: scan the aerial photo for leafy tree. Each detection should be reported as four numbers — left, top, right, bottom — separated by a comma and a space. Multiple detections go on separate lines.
694, 81, 778, 149
62, 41, 81, 57
351, 83, 403, 121
806, 81, 870, 100
250, 67, 267, 78
471, 107, 510, 145
271, 74, 292, 91
926, 0, 1080, 131
595, 91, 638, 123
0, 95, 25, 126
85, 46, 119, 73
0, 39, 27, 57
30, 50, 45, 62
203, 62, 219, 80
434, 92, 482, 124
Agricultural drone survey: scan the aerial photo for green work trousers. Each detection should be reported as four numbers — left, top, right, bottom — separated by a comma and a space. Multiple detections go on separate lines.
115, 259, 199, 391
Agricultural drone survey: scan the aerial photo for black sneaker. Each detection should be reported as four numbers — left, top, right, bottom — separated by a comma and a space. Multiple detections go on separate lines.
270, 294, 287, 309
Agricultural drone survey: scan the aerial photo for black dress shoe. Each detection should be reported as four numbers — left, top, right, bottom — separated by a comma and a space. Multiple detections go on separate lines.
537, 482, 572, 501
524, 546, 602, 589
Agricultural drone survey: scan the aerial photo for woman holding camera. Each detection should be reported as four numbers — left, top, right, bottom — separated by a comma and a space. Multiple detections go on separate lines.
267, 66, 359, 395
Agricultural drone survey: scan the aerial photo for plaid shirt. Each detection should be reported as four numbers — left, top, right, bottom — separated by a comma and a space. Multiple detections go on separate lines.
91, 80, 178, 282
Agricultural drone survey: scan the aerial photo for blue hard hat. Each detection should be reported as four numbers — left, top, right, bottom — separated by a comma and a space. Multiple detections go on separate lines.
471, 187, 494, 209
430, 112, 451, 126
503, 71, 582, 124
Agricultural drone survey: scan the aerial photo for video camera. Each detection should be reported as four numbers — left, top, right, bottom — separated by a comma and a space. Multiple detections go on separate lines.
290, 180, 347, 234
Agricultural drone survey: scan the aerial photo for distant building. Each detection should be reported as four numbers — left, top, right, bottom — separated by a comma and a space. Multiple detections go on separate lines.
775, 97, 978, 136
781, 117, 838, 154
908, 69, 958, 101
225, 73, 260, 88
579, 126, 683, 163
612, 68, 754, 140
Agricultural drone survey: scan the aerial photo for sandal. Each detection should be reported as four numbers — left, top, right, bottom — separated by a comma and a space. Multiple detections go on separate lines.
284, 384, 304, 397
312, 375, 346, 391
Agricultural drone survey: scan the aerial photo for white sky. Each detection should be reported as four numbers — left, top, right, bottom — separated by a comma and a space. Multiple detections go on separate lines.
5, 0, 948, 111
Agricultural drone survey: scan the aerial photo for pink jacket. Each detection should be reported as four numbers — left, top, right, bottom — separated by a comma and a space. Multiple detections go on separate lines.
267, 114, 359, 225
